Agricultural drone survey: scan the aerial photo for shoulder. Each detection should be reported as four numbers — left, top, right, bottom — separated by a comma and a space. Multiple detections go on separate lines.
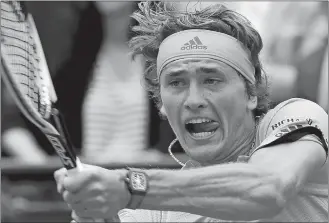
253, 98, 328, 159
257, 98, 327, 141
249, 99, 328, 186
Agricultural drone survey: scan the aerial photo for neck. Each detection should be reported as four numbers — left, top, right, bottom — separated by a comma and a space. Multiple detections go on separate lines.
203, 114, 257, 166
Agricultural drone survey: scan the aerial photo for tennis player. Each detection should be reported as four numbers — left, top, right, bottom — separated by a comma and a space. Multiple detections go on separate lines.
54, 2, 328, 222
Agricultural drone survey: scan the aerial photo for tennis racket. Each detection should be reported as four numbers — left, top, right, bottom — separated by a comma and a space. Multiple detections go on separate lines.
1, 1, 104, 222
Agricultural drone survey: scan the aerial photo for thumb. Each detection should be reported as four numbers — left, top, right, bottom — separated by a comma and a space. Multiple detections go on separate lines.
63, 174, 81, 193
63, 168, 93, 193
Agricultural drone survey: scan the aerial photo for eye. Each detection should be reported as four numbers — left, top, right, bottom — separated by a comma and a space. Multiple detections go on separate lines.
169, 80, 185, 87
204, 78, 221, 85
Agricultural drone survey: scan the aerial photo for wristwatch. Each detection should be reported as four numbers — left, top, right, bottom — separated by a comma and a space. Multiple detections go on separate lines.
124, 168, 149, 209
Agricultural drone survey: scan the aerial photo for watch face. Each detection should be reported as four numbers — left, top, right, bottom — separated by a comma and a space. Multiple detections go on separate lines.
131, 171, 147, 192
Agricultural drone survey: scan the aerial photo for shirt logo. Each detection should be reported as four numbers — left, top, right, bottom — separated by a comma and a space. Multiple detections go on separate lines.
181, 36, 207, 50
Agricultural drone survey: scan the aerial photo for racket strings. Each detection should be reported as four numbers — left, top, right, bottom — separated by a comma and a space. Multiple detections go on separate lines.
1, 0, 43, 115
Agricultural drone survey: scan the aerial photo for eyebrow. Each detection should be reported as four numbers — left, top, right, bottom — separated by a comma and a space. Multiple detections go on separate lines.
163, 69, 188, 77
197, 67, 224, 75
162, 65, 228, 78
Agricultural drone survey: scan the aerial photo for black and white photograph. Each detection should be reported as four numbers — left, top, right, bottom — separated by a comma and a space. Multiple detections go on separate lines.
1, 1, 328, 222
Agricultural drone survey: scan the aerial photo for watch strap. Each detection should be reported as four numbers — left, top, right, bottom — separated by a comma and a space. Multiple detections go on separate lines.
125, 168, 148, 210
126, 192, 145, 209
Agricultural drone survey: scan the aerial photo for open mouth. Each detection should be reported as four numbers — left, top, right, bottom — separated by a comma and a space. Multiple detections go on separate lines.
185, 118, 220, 139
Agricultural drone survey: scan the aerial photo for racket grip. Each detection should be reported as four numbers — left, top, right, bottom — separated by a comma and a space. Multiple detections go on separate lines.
68, 158, 106, 223
67, 157, 83, 174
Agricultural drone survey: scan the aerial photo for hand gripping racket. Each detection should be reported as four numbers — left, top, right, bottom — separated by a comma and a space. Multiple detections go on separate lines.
1, 1, 105, 222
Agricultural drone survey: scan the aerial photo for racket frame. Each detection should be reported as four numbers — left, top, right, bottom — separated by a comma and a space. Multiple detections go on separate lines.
1, 13, 79, 170
1, 5, 105, 221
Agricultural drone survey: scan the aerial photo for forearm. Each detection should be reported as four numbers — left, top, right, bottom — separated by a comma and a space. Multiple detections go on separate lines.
141, 163, 285, 221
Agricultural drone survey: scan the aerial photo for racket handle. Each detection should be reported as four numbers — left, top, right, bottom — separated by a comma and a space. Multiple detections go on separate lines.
68, 158, 106, 223
67, 157, 83, 174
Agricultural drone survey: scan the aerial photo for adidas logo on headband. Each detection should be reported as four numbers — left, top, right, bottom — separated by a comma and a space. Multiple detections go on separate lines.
181, 36, 207, 50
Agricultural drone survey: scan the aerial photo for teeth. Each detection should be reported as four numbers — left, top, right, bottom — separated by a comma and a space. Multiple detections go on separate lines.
187, 118, 213, 124
191, 131, 214, 138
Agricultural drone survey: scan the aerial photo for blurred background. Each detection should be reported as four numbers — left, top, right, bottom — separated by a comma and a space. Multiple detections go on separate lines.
1, 1, 328, 222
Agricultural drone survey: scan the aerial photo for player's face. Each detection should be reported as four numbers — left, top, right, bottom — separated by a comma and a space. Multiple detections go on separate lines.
160, 58, 257, 164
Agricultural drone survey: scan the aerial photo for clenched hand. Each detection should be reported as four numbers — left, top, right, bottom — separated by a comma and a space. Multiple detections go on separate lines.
54, 164, 131, 220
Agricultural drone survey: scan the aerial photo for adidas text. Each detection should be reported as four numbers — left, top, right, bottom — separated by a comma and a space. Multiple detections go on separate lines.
181, 45, 207, 50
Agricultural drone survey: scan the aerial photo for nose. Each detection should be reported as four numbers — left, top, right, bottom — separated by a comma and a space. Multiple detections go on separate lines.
183, 82, 207, 111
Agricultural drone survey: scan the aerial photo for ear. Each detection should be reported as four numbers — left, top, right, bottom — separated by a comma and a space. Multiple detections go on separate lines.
247, 95, 258, 110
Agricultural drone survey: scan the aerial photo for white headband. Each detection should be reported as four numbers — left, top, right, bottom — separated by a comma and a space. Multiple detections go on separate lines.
156, 29, 256, 84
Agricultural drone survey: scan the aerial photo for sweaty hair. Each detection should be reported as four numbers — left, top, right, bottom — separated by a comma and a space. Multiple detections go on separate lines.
129, 1, 270, 117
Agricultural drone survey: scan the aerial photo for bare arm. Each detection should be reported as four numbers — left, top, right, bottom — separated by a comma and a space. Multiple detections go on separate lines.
138, 138, 326, 221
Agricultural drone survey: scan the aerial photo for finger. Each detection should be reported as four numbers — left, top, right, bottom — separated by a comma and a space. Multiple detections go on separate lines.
54, 168, 68, 193
75, 208, 102, 219
63, 190, 83, 204
71, 210, 95, 222
70, 197, 104, 215
71, 210, 79, 220
54, 167, 67, 182
64, 183, 103, 206
111, 214, 121, 222
63, 170, 94, 193
72, 215, 95, 222
71, 196, 107, 219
